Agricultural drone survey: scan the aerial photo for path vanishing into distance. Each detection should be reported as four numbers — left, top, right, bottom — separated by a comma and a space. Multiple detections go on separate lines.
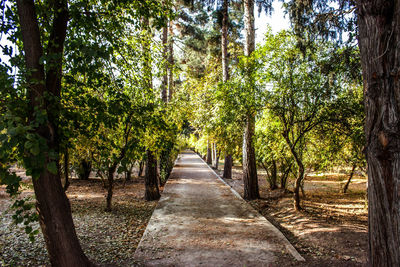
134, 150, 304, 266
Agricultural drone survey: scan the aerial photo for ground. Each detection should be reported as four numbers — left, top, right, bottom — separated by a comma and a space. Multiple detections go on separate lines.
0, 173, 159, 266
215, 163, 368, 266
1, 159, 367, 266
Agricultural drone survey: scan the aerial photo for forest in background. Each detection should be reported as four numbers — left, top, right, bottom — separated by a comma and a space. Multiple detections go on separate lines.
0, 0, 399, 266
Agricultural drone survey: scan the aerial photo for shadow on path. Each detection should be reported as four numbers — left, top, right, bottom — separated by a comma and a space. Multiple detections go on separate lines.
134, 150, 304, 266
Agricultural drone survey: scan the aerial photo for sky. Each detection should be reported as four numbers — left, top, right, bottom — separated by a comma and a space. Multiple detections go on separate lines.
255, 1, 290, 45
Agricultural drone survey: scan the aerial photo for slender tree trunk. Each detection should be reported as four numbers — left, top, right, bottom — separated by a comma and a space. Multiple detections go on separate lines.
223, 154, 233, 179
125, 165, 133, 182
161, 25, 168, 102
206, 140, 212, 164
212, 143, 217, 166
78, 159, 91, 180
262, 160, 277, 190
221, 0, 229, 82
221, 0, 233, 179
138, 160, 145, 177
105, 164, 117, 212
145, 150, 160, 201
214, 148, 220, 170
343, 164, 356, 194
168, 21, 174, 101
242, 0, 259, 200
356, 1, 400, 265
280, 162, 291, 189
16, 1, 92, 265
63, 147, 70, 191
293, 163, 305, 211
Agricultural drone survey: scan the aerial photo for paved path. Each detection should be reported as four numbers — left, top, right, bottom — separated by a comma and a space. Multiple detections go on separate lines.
134, 150, 304, 266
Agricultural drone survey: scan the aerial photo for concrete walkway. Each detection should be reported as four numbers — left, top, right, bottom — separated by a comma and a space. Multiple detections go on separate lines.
134, 150, 304, 266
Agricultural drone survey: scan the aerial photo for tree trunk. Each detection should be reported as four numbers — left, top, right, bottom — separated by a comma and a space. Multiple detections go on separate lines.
161, 25, 168, 102
293, 163, 305, 211
242, 0, 259, 200
138, 160, 145, 177
168, 21, 174, 101
221, 0, 231, 178
125, 165, 133, 182
16, 1, 92, 265
221, 0, 229, 82
105, 164, 117, 212
63, 147, 70, 191
145, 150, 160, 201
206, 140, 212, 164
280, 164, 291, 190
214, 148, 220, 170
243, 113, 259, 200
356, 1, 400, 265
262, 160, 277, 190
223, 154, 233, 179
343, 164, 356, 194
78, 159, 91, 180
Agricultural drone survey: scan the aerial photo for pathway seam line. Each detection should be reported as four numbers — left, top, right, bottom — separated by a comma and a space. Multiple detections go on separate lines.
198, 154, 305, 262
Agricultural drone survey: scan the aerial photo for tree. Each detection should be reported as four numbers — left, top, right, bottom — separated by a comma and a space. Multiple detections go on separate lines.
258, 30, 341, 210
285, 0, 400, 263
242, 0, 259, 199
12, 0, 93, 265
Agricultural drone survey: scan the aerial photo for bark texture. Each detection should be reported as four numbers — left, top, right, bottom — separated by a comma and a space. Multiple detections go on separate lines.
222, 0, 229, 82
63, 148, 70, 191
223, 154, 233, 179
221, 0, 233, 180
145, 150, 161, 201
242, 0, 259, 200
206, 140, 212, 165
105, 164, 117, 212
16, 0, 92, 265
161, 25, 168, 102
168, 21, 174, 101
356, 1, 400, 265
243, 113, 259, 200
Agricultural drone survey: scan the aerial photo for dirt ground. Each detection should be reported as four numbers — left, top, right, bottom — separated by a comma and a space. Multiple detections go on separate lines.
215, 164, 368, 266
1, 160, 368, 266
0, 174, 159, 266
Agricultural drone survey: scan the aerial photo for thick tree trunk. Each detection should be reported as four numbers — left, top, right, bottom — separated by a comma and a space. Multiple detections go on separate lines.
145, 150, 160, 201
16, 1, 92, 266
343, 164, 356, 194
356, 2, 400, 265
242, 0, 259, 200
63, 148, 70, 191
223, 154, 233, 179
243, 113, 259, 200
105, 164, 117, 212
206, 140, 212, 164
